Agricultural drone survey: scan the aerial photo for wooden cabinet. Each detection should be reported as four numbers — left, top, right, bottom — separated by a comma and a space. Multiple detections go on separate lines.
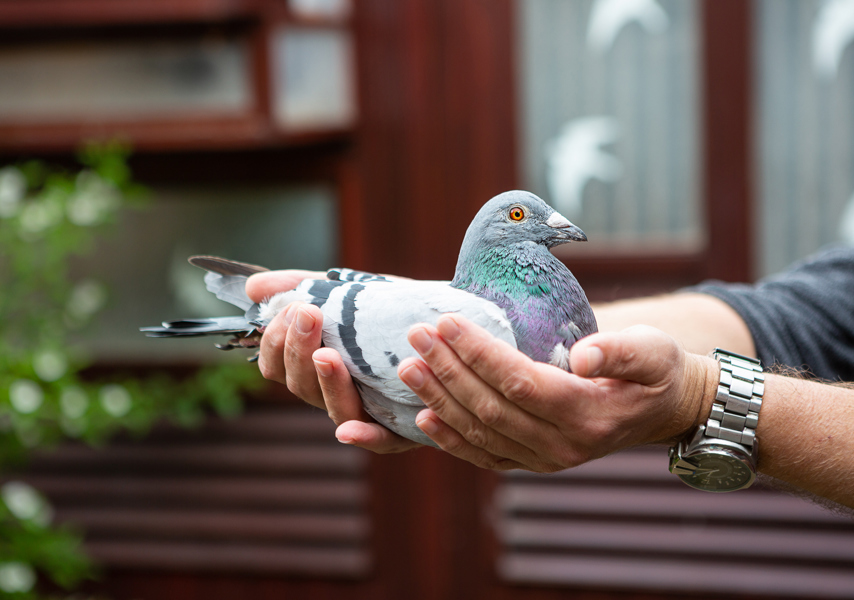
0, 0, 356, 152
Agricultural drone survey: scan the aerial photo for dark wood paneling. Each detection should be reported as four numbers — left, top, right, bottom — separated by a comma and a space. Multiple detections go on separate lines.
0, 1, 354, 153
0, 0, 262, 27
701, 0, 754, 282
349, 4, 517, 600
494, 449, 854, 599
17, 405, 372, 581
352, 0, 518, 278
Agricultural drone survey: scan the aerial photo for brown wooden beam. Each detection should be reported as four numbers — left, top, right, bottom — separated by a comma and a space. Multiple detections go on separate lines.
701, 0, 754, 282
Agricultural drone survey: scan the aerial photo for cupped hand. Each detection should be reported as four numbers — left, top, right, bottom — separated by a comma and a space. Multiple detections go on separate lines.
399, 314, 718, 472
245, 270, 420, 454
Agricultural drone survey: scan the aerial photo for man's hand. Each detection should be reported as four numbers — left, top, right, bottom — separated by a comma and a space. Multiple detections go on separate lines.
245, 270, 420, 454
398, 314, 718, 472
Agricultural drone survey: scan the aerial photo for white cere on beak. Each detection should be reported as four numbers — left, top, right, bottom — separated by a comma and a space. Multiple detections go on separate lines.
546, 212, 574, 229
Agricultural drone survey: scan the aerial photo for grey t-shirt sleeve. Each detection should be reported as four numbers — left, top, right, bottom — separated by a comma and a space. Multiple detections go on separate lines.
685, 246, 854, 381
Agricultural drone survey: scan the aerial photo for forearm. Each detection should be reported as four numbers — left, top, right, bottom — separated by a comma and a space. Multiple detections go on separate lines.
683, 354, 854, 507
593, 292, 755, 357
755, 374, 854, 508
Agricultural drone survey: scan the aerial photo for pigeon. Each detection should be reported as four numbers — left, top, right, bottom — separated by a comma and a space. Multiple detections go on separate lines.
142, 190, 598, 447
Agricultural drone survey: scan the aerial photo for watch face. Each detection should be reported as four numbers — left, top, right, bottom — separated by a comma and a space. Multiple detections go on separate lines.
677, 448, 755, 492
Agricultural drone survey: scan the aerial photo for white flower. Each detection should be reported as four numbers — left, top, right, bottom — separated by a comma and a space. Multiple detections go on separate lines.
0, 166, 26, 218
1, 481, 52, 526
33, 349, 68, 382
66, 279, 107, 321
66, 170, 120, 226
0, 562, 36, 593
8, 379, 43, 414
60, 386, 89, 419
100, 384, 132, 417
18, 197, 64, 238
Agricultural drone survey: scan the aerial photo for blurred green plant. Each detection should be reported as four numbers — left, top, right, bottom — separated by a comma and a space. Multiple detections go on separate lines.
0, 144, 262, 599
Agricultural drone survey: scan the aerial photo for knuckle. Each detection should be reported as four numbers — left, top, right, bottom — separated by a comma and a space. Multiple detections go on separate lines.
463, 340, 494, 372
425, 393, 450, 419
430, 358, 461, 387
490, 458, 521, 472
473, 453, 503, 471
474, 399, 505, 428
570, 447, 594, 467
460, 422, 490, 449
546, 438, 589, 470
257, 356, 270, 378
501, 371, 538, 404
285, 373, 306, 398
580, 418, 615, 447
547, 448, 583, 471
283, 336, 303, 367
257, 357, 281, 383
263, 321, 286, 350
438, 430, 470, 456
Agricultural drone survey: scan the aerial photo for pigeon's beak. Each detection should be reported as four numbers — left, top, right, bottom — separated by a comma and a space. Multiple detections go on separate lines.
546, 212, 587, 242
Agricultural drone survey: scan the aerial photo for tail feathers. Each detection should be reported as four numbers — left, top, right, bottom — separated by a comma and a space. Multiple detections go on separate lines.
188, 255, 269, 277
141, 316, 252, 337
203, 272, 254, 311
189, 256, 269, 312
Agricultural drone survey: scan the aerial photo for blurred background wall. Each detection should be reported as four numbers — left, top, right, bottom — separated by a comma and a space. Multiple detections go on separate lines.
1, 1, 854, 599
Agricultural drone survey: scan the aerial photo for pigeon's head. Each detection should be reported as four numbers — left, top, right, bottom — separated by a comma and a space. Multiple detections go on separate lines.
466, 190, 587, 250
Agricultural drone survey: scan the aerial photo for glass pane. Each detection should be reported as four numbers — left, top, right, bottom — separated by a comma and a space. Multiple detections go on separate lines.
0, 38, 251, 122
518, 0, 702, 252
271, 27, 356, 131
288, 0, 352, 20
75, 185, 338, 362
755, 0, 854, 276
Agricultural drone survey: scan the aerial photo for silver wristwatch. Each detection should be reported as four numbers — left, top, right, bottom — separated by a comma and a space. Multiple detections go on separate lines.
669, 348, 765, 492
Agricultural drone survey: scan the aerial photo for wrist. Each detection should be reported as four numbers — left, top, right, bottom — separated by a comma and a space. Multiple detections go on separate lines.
671, 353, 720, 442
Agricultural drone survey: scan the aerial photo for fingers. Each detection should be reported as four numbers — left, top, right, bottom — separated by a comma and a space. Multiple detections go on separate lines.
257, 302, 326, 409
247, 269, 425, 454
430, 314, 591, 420
431, 315, 535, 396
399, 328, 566, 472
415, 408, 527, 471
569, 325, 680, 385
312, 348, 367, 425
256, 303, 295, 385
245, 270, 326, 303
335, 420, 422, 454
311, 348, 426, 454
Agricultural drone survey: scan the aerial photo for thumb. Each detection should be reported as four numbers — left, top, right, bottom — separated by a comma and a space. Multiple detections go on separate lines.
245, 270, 325, 303
569, 325, 681, 385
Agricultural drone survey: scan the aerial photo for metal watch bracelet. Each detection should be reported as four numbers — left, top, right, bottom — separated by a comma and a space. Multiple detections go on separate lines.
706, 348, 765, 451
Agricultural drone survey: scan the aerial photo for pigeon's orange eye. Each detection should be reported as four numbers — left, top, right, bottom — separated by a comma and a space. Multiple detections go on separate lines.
509, 207, 525, 221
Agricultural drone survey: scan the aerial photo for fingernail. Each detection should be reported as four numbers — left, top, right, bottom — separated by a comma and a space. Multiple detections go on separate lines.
408, 326, 433, 355
336, 431, 355, 445
282, 303, 297, 326
295, 307, 315, 334
586, 346, 604, 376
416, 415, 439, 435
437, 316, 461, 342
314, 359, 333, 378
399, 363, 425, 388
